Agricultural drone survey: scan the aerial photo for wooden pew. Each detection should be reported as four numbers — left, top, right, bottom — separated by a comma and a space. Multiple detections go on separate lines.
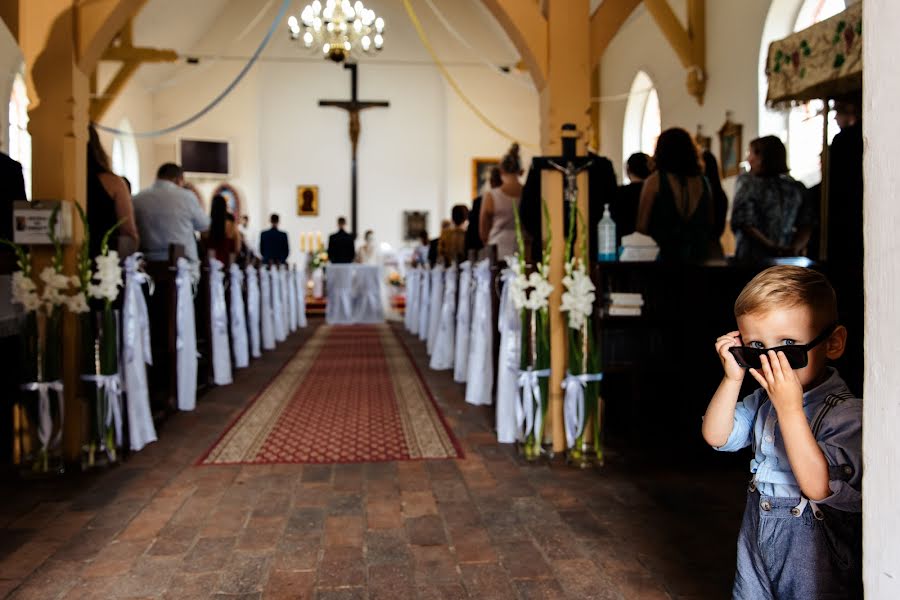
143, 244, 185, 419
194, 252, 214, 392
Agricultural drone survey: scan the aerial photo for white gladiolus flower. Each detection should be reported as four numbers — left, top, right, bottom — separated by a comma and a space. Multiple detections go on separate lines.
11, 271, 40, 313
65, 292, 90, 314
90, 251, 123, 302
560, 261, 596, 330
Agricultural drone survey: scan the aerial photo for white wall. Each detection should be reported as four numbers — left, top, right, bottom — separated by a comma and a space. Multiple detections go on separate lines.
600, 0, 773, 190
0, 17, 23, 152
863, 1, 900, 596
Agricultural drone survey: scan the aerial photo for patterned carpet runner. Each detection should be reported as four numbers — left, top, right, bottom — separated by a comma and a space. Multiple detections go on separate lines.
200, 324, 461, 464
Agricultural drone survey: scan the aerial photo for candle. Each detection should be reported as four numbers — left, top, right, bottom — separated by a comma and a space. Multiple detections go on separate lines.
300, 234, 306, 252
316, 231, 322, 248
308, 232, 314, 250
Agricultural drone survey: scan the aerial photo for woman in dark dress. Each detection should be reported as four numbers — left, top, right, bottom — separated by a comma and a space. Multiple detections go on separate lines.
86, 125, 139, 257
202, 194, 242, 263
636, 128, 716, 262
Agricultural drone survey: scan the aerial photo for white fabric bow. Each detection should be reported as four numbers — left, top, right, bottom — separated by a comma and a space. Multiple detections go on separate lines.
245, 265, 262, 357
561, 371, 604, 448
123, 254, 153, 367
81, 374, 123, 446
515, 368, 551, 442
20, 380, 64, 448
122, 253, 158, 451
229, 263, 250, 368
175, 258, 198, 411
209, 258, 233, 385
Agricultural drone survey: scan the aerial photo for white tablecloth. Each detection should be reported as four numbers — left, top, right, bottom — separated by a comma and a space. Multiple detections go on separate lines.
325, 264, 385, 325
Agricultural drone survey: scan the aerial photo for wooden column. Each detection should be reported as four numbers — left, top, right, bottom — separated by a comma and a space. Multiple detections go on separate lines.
540, 0, 591, 454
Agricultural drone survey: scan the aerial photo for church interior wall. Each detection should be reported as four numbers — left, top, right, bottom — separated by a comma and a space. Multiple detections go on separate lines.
0, 17, 21, 152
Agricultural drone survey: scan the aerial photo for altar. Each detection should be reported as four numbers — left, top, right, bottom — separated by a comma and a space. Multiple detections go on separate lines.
325, 264, 385, 325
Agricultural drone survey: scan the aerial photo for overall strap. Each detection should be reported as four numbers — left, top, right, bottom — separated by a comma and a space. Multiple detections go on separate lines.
811, 391, 855, 438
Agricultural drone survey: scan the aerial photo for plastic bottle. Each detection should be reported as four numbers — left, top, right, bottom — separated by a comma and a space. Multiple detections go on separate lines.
597, 203, 617, 262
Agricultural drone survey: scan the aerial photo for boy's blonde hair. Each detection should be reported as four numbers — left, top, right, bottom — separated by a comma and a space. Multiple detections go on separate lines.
735, 266, 838, 326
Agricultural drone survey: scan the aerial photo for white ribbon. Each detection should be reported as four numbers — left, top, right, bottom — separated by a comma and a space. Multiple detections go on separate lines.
495, 268, 522, 444
515, 368, 551, 443
246, 265, 262, 358
281, 265, 292, 334
20, 381, 64, 449
209, 258, 233, 385
429, 265, 456, 371
562, 371, 604, 448
287, 264, 298, 331
175, 258, 198, 411
122, 254, 158, 451
407, 268, 420, 334
453, 262, 472, 383
427, 265, 444, 355
464, 260, 494, 406
271, 264, 287, 342
312, 266, 324, 299
295, 262, 308, 328
260, 266, 276, 350
229, 263, 250, 368
418, 266, 430, 342
81, 374, 124, 447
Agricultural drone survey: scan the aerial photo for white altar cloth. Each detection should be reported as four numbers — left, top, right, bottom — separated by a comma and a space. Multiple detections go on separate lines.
325, 264, 385, 325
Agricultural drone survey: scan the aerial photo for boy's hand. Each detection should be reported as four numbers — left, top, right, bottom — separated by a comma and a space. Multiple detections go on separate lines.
716, 331, 745, 382
749, 351, 804, 415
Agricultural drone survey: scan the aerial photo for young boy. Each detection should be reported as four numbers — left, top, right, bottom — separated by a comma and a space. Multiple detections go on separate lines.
702, 266, 862, 599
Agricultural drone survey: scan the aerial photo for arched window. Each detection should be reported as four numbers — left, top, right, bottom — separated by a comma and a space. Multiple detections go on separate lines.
8, 72, 31, 198
759, 0, 846, 186
622, 71, 661, 182
110, 118, 140, 193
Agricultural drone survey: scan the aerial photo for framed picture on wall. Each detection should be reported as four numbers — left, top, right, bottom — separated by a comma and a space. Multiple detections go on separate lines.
718, 116, 743, 178
472, 157, 500, 197
296, 185, 319, 216
404, 211, 428, 241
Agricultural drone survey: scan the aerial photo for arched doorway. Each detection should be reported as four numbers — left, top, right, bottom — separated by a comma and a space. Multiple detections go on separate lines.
621, 71, 661, 182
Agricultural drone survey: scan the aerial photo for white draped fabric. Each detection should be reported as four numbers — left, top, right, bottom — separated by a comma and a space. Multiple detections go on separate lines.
121, 254, 157, 451
229, 263, 250, 369
406, 268, 420, 333
246, 265, 262, 358
281, 266, 291, 335
271, 265, 287, 342
453, 261, 473, 383
562, 372, 604, 448
418, 267, 430, 341
465, 259, 493, 406
429, 264, 456, 371
312, 266, 325, 298
325, 264, 385, 325
295, 258, 308, 328
426, 265, 444, 355
260, 266, 276, 350
495, 268, 521, 444
326, 264, 354, 324
209, 258, 233, 386
287, 265, 298, 332
175, 258, 198, 411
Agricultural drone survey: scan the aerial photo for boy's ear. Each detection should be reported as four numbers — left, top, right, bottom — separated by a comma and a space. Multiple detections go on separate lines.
825, 325, 848, 360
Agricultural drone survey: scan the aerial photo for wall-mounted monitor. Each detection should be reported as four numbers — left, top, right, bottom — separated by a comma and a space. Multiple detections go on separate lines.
178, 138, 230, 177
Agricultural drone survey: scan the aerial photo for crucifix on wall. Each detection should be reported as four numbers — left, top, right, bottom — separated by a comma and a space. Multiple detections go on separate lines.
319, 63, 389, 235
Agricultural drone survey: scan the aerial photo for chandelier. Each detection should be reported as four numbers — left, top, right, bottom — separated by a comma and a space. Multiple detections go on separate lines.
288, 0, 385, 63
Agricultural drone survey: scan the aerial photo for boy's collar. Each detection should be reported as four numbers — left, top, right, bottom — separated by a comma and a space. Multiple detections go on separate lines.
801, 367, 845, 406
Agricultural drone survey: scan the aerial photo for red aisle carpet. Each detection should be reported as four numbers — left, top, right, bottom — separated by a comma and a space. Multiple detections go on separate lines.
200, 324, 461, 465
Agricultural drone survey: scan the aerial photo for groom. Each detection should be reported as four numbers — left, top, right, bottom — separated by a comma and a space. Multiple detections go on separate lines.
327, 216, 355, 264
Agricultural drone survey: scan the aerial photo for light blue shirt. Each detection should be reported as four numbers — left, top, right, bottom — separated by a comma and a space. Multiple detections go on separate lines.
133, 180, 210, 262
716, 368, 862, 512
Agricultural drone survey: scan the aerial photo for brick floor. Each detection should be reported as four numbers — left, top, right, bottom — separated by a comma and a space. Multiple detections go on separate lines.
0, 319, 746, 599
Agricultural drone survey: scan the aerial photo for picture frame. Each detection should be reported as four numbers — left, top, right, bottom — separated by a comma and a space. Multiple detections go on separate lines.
403, 211, 428, 241
296, 185, 319, 216
718, 116, 743, 179
472, 157, 500, 198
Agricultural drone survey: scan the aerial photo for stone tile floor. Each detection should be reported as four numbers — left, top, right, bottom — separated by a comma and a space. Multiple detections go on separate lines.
0, 321, 747, 599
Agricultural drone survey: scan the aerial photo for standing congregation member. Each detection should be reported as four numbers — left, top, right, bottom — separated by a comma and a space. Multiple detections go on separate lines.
703, 266, 861, 598
614, 152, 653, 246
202, 195, 242, 263
439, 205, 468, 264
259, 213, 289, 265
0, 150, 27, 248
87, 124, 139, 257
327, 216, 355, 264
465, 167, 502, 254
133, 163, 209, 263
480, 143, 523, 259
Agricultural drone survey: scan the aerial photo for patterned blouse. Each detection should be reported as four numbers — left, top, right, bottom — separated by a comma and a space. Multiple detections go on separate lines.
731, 173, 812, 260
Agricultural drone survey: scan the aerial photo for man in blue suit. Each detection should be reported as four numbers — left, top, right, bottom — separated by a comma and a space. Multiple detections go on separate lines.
259, 213, 289, 264
327, 216, 355, 264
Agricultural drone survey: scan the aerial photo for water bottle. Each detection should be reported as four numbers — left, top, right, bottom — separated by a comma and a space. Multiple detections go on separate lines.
598, 203, 617, 262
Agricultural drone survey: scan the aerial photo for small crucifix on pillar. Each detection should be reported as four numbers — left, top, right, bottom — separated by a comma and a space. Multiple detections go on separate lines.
319, 62, 389, 235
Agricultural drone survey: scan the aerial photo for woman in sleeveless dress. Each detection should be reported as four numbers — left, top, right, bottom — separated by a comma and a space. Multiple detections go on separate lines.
637, 128, 717, 262
479, 143, 523, 260
87, 125, 139, 258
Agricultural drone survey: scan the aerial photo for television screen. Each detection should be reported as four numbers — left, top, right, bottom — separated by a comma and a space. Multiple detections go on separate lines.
179, 139, 229, 176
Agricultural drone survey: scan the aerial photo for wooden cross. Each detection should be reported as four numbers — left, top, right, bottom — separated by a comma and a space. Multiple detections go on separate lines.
319, 63, 389, 235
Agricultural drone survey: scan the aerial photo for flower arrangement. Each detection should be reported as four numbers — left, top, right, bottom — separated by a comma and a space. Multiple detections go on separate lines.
2, 205, 88, 473
510, 200, 553, 461
310, 247, 328, 270
387, 270, 405, 288
560, 201, 603, 467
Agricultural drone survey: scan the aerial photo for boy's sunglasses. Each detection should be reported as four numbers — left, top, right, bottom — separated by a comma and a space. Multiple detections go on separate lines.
729, 323, 838, 370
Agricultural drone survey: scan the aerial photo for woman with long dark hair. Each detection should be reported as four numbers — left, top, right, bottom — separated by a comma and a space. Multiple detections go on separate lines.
731, 135, 812, 261
637, 127, 716, 262
203, 194, 242, 263
480, 143, 523, 259
86, 124, 139, 257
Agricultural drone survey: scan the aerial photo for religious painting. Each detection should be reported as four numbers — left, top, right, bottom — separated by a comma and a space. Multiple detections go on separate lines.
718, 116, 743, 178
296, 185, 319, 216
404, 211, 428, 241
472, 157, 500, 197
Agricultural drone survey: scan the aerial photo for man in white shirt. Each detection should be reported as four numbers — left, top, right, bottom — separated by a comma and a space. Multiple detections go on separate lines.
133, 163, 210, 263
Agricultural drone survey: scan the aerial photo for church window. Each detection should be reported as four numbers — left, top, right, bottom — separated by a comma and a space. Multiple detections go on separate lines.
8, 72, 31, 198
111, 119, 140, 192
622, 71, 661, 182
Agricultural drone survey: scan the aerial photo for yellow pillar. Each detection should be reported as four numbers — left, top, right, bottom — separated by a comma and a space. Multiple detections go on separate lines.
540, 0, 592, 454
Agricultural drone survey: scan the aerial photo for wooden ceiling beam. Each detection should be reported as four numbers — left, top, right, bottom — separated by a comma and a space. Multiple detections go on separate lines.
643, 0, 706, 104
91, 60, 139, 121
